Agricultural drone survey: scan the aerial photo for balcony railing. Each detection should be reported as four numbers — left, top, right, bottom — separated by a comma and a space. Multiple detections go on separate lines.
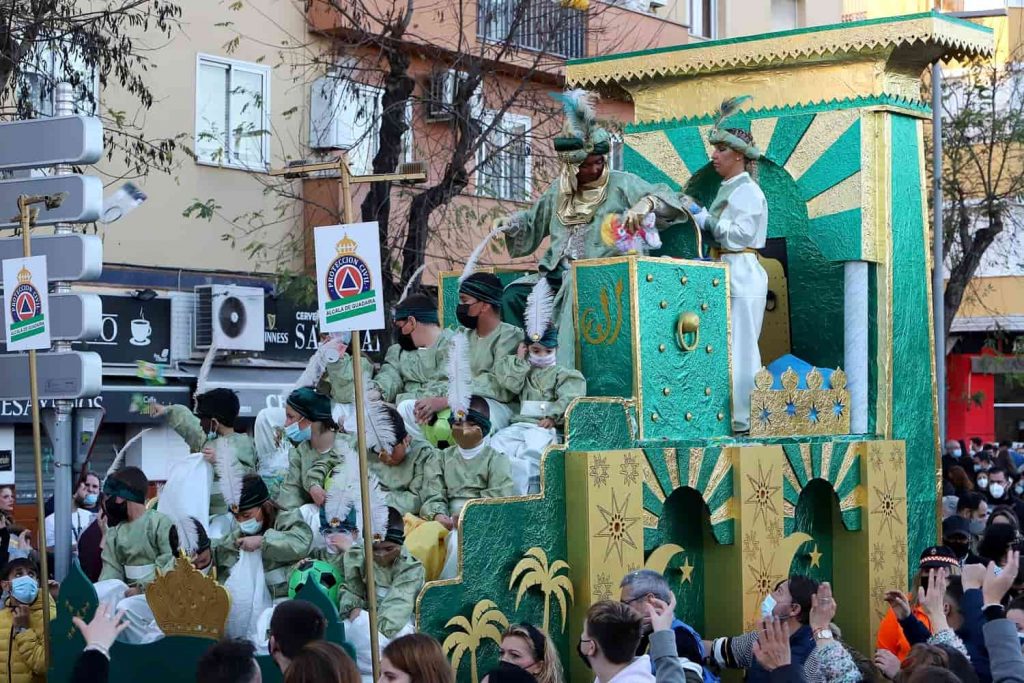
477, 0, 587, 60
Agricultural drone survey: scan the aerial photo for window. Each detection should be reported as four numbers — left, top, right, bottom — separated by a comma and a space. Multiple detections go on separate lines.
689, 0, 716, 38
17, 41, 98, 117
309, 76, 414, 176
771, 0, 800, 31
195, 54, 270, 170
476, 111, 532, 202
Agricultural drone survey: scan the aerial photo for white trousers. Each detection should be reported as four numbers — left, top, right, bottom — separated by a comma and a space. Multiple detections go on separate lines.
490, 423, 556, 495
94, 579, 165, 644
397, 398, 512, 441
345, 609, 415, 680
722, 253, 768, 432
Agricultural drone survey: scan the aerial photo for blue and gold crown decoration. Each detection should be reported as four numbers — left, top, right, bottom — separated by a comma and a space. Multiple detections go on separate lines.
750, 366, 850, 437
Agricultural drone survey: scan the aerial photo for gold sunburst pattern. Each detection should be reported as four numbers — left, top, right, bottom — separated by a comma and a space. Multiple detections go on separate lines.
595, 490, 641, 564
745, 461, 782, 530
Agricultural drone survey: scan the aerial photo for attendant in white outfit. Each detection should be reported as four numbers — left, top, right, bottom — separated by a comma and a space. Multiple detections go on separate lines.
691, 120, 768, 433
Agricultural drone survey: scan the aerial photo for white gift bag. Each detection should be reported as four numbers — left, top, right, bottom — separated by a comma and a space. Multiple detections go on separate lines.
224, 550, 273, 640
157, 452, 212, 530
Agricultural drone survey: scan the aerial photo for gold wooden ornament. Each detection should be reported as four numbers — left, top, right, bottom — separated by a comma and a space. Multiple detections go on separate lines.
509, 547, 575, 634
443, 600, 509, 683
147, 555, 230, 640
749, 367, 851, 437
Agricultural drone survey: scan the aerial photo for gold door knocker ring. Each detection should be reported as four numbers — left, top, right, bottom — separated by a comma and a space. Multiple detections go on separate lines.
676, 312, 700, 352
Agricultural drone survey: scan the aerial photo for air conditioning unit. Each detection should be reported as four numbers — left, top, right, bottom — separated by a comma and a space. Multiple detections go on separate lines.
426, 70, 482, 122
193, 285, 265, 352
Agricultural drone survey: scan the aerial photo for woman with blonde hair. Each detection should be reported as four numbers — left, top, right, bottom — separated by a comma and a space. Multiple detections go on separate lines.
379, 633, 454, 683
499, 623, 563, 683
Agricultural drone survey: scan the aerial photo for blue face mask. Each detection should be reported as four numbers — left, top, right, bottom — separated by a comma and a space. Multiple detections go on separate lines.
952, 449, 962, 458
83, 493, 98, 507
760, 594, 777, 620
238, 518, 262, 535
11, 576, 38, 605
284, 421, 311, 443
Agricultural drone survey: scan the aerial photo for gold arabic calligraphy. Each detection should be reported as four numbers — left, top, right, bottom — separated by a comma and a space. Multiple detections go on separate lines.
581, 278, 624, 346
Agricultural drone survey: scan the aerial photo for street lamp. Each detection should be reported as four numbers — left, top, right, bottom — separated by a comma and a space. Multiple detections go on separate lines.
269, 152, 426, 681
931, 6, 1006, 446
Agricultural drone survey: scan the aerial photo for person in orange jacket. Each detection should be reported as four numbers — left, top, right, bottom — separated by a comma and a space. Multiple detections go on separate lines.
876, 545, 961, 660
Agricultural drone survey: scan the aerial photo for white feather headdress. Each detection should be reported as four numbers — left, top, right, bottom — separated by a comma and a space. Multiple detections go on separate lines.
363, 375, 398, 454
216, 441, 245, 512
173, 516, 201, 557
447, 334, 472, 420
323, 459, 388, 537
524, 278, 554, 343
106, 428, 151, 482
399, 264, 427, 304
195, 345, 218, 396
459, 224, 506, 284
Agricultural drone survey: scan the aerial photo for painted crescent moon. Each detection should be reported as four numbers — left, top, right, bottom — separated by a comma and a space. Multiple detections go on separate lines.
645, 543, 686, 575
770, 532, 813, 578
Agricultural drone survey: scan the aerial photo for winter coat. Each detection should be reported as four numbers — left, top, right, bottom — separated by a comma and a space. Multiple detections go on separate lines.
0, 592, 56, 683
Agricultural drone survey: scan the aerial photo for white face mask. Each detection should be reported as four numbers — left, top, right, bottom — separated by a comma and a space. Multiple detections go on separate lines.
528, 351, 557, 368
990, 483, 1006, 499
977, 477, 989, 490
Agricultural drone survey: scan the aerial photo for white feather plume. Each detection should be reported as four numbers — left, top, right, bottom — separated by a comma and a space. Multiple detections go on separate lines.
324, 462, 356, 527
459, 224, 506, 284
216, 441, 245, 510
195, 345, 218, 396
524, 278, 554, 343
173, 516, 200, 557
106, 428, 152, 481
399, 264, 427, 304
324, 460, 388, 537
446, 333, 472, 419
293, 344, 330, 391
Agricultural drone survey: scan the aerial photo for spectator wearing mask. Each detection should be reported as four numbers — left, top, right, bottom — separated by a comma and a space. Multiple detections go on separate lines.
577, 600, 654, 683
195, 638, 261, 683
970, 436, 984, 456
269, 600, 327, 674
943, 439, 966, 476
707, 575, 822, 681
44, 476, 98, 554
985, 468, 1024, 522
958, 492, 990, 536
380, 633, 455, 683
979, 550, 1024, 683
877, 546, 960, 661
995, 448, 1020, 478
618, 569, 711, 682
0, 558, 54, 683
283, 641, 360, 683
499, 623, 564, 683
943, 515, 985, 566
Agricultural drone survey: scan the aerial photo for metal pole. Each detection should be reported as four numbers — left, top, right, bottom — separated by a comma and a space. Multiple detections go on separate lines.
18, 195, 51, 669
339, 151, 381, 681
932, 62, 947, 445
51, 82, 76, 582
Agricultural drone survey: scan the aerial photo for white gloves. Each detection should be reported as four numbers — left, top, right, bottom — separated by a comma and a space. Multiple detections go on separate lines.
687, 202, 709, 229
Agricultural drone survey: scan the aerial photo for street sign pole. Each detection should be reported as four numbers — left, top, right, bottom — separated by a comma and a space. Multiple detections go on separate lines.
17, 194, 56, 669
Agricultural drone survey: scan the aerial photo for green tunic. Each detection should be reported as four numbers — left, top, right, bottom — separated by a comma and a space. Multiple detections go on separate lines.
463, 324, 522, 403
372, 330, 454, 404
419, 443, 515, 518
214, 508, 313, 599
99, 509, 175, 588
337, 546, 425, 638
369, 441, 438, 517
275, 441, 347, 510
165, 405, 258, 516
503, 170, 688, 366
493, 356, 587, 425
321, 354, 375, 404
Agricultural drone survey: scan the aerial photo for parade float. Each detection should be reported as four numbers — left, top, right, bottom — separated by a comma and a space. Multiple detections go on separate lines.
47, 11, 992, 683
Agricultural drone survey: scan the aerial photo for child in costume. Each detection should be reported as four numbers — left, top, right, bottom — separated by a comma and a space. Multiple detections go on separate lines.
338, 507, 425, 679
364, 402, 435, 518
372, 290, 454, 406
275, 387, 351, 510
0, 558, 54, 683
214, 474, 313, 600
491, 279, 586, 494
150, 385, 257, 527
98, 466, 175, 590
688, 97, 768, 433
310, 332, 374, 433
417, 336, 516, 580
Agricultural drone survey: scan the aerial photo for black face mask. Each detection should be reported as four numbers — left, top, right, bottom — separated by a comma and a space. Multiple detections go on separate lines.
576, 642, 593, 670
945, 539, 970, 559
396, 330, 417, 352
455, 304, 479, 330
104, 498, 129, 527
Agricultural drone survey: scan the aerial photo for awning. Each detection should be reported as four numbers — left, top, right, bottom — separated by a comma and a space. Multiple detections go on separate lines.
951, 315, 1024, 333
178, 363, 304, 418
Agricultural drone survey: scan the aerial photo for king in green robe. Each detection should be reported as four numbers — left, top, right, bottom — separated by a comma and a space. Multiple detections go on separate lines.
498, 90, 691, 367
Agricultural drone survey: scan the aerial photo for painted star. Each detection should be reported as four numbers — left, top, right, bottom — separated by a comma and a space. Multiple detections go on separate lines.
590, 455, 610, 488
594, 490, 640, 564
871, 475, 906, 541
745, 462, 781, 530
679, 557, 695, 584
808, 545, 823, 568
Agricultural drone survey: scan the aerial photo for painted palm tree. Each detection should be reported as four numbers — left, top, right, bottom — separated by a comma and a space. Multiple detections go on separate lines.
443, 599, 509, 683
508, 547, 575, 633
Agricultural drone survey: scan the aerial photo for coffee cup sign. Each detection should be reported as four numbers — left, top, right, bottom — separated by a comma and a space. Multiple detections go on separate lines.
130, 309, 151, 346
